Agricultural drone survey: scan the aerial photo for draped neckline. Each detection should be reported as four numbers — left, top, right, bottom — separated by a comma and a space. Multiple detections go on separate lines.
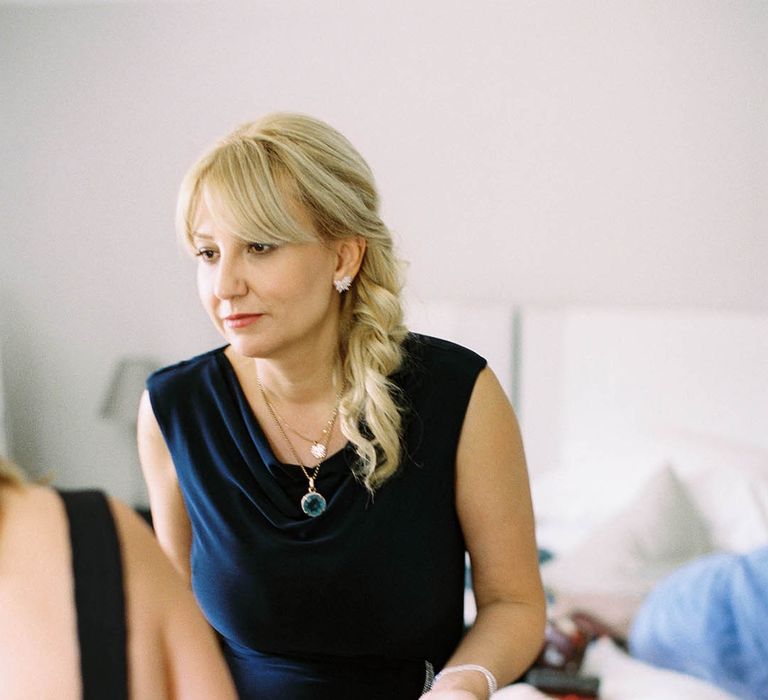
213, 347, 354, 478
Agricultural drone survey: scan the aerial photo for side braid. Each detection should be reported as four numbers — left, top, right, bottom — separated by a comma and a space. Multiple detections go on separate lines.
339, 244, 408, 490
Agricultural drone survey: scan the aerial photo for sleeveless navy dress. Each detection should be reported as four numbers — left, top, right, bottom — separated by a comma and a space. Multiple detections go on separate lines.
147, 333, 486, 699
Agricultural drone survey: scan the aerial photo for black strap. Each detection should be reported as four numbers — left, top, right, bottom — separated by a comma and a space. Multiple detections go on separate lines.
59, 489, 128, 700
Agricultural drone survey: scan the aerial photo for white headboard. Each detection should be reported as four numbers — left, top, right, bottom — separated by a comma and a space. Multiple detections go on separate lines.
519, 306, 768, 551
519, 307, 768, 471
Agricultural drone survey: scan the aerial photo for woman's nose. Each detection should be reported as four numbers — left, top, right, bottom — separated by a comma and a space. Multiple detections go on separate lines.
213, 255, 248, 299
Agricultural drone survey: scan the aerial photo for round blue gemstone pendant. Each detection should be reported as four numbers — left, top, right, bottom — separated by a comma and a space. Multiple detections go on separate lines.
301, 490, 326, 517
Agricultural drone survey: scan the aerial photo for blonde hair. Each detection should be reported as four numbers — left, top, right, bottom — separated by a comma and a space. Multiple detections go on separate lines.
0, 456, 24, 488
177, 113, 409, 490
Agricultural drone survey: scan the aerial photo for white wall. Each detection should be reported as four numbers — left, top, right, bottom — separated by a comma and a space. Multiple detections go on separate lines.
2, 1, 766, 501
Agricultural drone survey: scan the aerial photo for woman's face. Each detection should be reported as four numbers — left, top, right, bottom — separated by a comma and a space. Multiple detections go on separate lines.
191, 197, 343, 360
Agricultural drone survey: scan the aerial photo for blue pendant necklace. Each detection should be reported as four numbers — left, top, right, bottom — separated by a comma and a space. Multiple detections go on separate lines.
256, 375, 340, 518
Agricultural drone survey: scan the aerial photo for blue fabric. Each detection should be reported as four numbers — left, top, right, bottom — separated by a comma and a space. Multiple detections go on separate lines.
629, 547, 768, 700
147, 333, 486, 699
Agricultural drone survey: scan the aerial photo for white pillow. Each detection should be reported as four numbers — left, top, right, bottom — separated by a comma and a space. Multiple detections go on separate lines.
582, 637, 740, 700
660, 433, 768, 552
531, 462, 656, 555
540, 466, 712, 632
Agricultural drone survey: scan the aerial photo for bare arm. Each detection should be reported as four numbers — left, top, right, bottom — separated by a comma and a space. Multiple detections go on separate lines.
425, 367, 546, 699
109, 498, 237, 700
137, 390, 193, 585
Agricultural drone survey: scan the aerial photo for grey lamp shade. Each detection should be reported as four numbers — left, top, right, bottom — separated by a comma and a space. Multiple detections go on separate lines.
100, 357, 160, 423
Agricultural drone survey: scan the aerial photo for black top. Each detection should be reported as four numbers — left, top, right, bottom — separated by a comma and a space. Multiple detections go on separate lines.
59, 489, 128, 700
147, 333, 486, 698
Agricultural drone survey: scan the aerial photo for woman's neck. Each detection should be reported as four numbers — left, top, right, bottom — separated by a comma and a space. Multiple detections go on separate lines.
255, 355, 340, 406
251, 325, 342, 405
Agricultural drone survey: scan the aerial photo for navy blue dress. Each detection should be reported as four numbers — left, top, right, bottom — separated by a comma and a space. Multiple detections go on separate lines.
147, 333, 486, 699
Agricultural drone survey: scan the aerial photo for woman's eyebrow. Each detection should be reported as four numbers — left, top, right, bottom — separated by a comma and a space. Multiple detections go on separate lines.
191, 231, 214, 241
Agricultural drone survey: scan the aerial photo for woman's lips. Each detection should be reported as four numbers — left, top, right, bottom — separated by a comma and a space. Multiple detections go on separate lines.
223, 314, 263, 329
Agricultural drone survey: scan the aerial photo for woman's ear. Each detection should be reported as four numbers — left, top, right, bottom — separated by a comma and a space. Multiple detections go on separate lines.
333, 236, 367, 280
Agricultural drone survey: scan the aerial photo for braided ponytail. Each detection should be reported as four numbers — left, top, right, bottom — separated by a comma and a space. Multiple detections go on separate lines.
339, 239, 408, 490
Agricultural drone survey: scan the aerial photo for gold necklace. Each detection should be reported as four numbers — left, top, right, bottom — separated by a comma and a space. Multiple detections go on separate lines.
262, 402, 337, 460
256, 377, 340, 518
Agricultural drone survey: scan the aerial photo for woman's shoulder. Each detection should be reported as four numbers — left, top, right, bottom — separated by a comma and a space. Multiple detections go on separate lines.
401, 332, 487, 376
147, 345, 228, 392
0, 482, 66, 540
0, 484, 81, 699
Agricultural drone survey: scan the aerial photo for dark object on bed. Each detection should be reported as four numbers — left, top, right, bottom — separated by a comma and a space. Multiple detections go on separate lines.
569, 610, 627, 649
532, 610, 624, 674
521, 610, 626, 697
524, 667, 600, 697
534, 618, 589, 673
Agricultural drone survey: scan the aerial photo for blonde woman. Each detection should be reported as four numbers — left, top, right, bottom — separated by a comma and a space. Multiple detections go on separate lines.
0, 456, 236, 699
139, 113, 545, 699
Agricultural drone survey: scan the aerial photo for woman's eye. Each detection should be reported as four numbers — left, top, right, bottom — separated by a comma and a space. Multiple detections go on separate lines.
248, 242, 277, 255
194, 248, 217, 261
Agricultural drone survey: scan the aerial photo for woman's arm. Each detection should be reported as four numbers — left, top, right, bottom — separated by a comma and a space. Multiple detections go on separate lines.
424, 367, 546, 699
137, 390, 193, 585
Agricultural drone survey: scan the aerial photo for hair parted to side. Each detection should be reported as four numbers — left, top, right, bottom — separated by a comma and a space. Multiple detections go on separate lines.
176, 113, 409, 490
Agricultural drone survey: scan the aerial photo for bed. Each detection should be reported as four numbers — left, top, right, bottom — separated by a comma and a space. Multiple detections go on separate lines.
406, 300, 768, 699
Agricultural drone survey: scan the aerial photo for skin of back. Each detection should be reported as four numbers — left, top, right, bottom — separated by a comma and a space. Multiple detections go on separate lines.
0, 483, 237, 700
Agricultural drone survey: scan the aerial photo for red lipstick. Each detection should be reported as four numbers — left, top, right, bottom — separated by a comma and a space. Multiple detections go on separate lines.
223, 314, 263, 329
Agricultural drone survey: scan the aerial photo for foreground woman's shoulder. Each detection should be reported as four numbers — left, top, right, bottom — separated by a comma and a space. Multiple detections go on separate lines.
107, 496, 238, 698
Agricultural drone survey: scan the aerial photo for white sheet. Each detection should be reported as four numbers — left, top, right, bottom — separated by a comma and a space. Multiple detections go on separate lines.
490, 638, 740, 699
582, 637, 740, 700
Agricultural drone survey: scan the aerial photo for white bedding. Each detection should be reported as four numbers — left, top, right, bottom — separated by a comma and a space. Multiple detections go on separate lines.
581, 638, 740, 700
522, 309, 768, 700
519, 308, 768, 699
491, 639, 739, 699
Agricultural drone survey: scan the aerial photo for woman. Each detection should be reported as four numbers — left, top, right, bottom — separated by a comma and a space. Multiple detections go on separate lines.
0, 456, 236, 699
139, 112, 545, 699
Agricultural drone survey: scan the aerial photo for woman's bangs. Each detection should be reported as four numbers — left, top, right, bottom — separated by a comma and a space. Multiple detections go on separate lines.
200, 146, 315, 246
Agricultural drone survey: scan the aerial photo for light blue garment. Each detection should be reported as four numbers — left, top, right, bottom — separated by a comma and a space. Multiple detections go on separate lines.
629, 547, 768, 700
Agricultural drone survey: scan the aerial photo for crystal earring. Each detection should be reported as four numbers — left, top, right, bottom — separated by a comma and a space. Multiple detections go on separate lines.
334, 275, 353, 293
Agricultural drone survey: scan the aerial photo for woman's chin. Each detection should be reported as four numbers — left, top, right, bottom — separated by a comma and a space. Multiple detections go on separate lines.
222, 333, 278, 359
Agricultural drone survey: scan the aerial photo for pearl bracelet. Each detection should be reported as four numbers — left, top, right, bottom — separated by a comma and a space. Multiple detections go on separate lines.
432, 663, 498, 698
